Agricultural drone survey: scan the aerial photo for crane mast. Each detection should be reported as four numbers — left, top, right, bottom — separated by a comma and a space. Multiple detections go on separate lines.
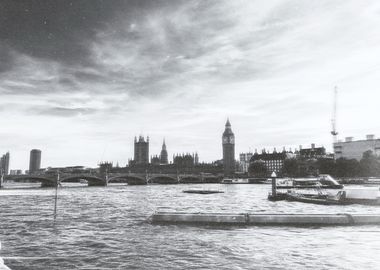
331, 86, 338, 143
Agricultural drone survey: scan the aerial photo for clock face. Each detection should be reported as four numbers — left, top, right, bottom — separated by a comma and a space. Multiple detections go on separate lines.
223, 136, 234, 144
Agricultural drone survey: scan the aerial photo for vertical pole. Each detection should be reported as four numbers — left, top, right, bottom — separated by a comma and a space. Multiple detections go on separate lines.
54, 171, 59, 220
271, 171, 277, 197
0, 170, 4, 189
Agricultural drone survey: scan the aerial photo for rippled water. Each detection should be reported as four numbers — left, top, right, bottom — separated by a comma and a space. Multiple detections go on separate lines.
1, 184, 380, 270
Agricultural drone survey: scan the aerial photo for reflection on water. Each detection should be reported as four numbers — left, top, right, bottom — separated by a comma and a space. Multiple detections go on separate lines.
1, 184, 380, 270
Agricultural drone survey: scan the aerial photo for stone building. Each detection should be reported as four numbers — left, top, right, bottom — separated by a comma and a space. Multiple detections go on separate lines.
298, 144, 329, 159
173, 153, 195, 168
250, 148, 294, 174
151, 155, 161, 165
222, 119, 235, 176
334, 135, 380, 160
239, 152, 253, 173
160, 139, 168, 164
134, 136, 149, 165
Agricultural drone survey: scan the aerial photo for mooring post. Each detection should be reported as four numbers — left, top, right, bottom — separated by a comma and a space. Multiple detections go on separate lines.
105, 168, 109, 186
53, 170, 60, 220
271, 171, 277, 197
0, 170, 4, 189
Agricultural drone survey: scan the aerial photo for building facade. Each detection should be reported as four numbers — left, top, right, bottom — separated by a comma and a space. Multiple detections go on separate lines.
298, 144, 329, 159
10, 169, 22, 175
0, 152, 10, 175
334, 135, 380, 160
222, 119, 235, 176
173, 153, 196, 168
151, 155, 161, 165
239, 152, 253, 173
250, 149, 294, 174
29, 149, 41, 174
134, 136, 149, 164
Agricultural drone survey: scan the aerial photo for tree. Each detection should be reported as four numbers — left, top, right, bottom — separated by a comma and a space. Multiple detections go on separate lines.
360, 150, 380, 177
282, 158, 299, 177
335, 158, 361, 177
248, 160, 267, 177
317, 158, 335, 175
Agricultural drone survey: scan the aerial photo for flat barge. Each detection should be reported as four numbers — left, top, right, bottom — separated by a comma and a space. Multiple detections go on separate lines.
151, 212, 380, 226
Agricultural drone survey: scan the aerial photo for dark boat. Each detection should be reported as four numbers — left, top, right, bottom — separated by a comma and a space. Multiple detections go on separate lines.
268, 193, 288, 201
183, 190, 224, 194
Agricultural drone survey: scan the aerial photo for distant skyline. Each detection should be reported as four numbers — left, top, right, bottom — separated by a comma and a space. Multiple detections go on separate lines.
1, 0, 380, 170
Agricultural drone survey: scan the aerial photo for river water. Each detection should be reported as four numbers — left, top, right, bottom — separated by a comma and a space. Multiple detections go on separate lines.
1, 184, 380, 270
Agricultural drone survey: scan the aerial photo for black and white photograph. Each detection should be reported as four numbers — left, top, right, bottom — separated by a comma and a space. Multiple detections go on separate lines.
1, 0, 380, 269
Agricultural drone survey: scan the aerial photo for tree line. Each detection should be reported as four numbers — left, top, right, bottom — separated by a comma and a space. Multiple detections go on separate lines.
249, 150, 380, 178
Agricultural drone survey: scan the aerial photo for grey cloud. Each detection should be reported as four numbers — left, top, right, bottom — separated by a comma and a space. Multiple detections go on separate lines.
33, 106, 97, 117
0, 0, 184, 72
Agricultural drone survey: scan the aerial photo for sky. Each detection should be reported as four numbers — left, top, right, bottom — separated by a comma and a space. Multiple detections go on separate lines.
1, 0, 380, 170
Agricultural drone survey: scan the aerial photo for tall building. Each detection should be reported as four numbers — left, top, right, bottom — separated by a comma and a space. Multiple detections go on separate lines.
134, 136, 149, 164
222, 118, 235, 176
29, 149, 41, 174
194, 153, 199, 165
334, 134, 380, 160
160, 139, 168, 164
239, 152, 253, 173
0, 152, 10, 175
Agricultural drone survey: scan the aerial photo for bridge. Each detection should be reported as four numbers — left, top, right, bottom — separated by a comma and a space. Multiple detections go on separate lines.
1, 172, 222, 188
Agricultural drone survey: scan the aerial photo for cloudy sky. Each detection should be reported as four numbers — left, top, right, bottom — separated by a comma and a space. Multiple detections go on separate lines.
1, 0, 380, 170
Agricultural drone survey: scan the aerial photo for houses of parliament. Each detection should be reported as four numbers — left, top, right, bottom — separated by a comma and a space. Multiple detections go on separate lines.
112, 119, 235, 176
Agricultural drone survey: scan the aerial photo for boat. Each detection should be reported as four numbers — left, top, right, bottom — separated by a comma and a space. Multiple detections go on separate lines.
248, 178, 267, 184
276, 175, 343, 189
183, 190, 224, 194
285, 189, 380, 206
221, 178, 249, 184
79, 179, 88, 184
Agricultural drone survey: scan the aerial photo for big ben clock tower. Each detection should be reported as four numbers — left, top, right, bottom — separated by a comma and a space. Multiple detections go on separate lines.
222, 118, 235, 176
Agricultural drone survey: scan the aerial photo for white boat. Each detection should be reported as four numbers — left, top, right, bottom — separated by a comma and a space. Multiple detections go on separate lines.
275, 175, 380, 203
276, 175, 343, 189
79, 179, 88, 184
221, 178, 249, 184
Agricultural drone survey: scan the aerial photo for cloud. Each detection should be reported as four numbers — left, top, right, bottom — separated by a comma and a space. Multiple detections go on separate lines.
1, 0, 380, 170
33, 106, 98, 117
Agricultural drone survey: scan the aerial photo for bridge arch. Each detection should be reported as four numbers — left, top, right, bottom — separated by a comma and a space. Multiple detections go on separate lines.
4, 175, 56, 187
180, 176, 202, 183
149, 175, 178, 184
202, 176, 221, 183
61, 175, 106, 186
108, 175, 147, 185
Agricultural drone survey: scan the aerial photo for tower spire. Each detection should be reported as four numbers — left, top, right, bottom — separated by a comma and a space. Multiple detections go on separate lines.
225, 118, 231, 127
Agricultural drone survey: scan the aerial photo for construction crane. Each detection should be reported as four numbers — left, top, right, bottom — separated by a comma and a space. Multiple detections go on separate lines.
331, 86, 338, 143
